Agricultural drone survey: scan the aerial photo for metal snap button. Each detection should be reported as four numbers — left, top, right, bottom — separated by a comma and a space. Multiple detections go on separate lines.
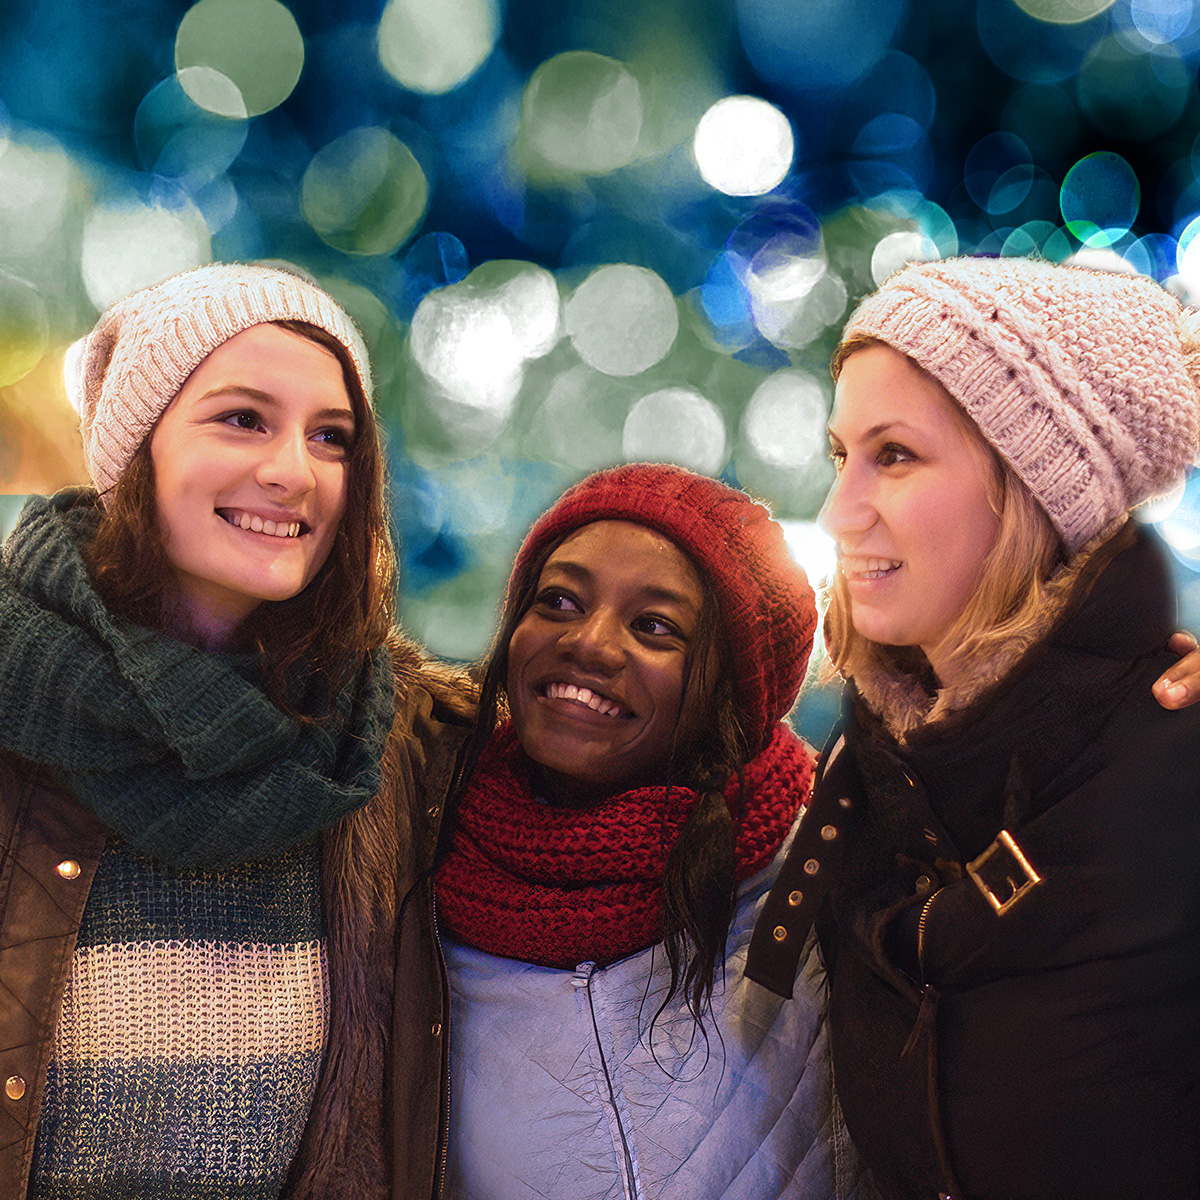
772, 925, 788, 942
56, 861, 81, 880
5, 1076, 25, 1100
803, 858, 820, 875
787, 890, 803, 906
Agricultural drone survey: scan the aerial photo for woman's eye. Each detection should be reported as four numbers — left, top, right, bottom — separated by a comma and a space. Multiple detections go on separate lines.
314, 427, 353, 454
828, 446, 846, 472
223, 410, 262, 431
877, 442, 915, 467
633, 614, 680, 638
535, 588, 581, 614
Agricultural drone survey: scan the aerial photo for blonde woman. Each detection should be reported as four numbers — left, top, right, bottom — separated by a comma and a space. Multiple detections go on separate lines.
750, 257, 1200, 1200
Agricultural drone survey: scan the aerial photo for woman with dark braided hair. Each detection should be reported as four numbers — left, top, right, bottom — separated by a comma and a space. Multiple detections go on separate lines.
433, 463, 873, 1200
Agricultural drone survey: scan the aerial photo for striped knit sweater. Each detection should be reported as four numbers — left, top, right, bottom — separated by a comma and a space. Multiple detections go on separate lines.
29, 835, 328, 1200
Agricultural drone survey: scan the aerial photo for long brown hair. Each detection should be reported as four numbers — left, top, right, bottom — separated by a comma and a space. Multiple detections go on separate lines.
84, 320, 397, 717
443, 525, 750, 1027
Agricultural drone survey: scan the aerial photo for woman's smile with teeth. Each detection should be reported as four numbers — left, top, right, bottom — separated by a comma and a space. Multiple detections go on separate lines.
843, 555, 902, 579
220, 510, 303, 539
544, 681, 627, 717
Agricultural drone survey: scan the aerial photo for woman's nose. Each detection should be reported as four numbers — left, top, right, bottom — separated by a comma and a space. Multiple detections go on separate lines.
560, 608, 626, 673
256, 430, 316, 494
817, 462, 875, 540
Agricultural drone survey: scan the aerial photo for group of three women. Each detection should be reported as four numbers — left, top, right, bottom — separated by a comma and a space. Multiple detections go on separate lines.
0, 255, 1197, 1199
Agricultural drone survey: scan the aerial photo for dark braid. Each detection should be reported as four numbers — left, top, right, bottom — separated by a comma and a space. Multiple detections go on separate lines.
657, 630, 748, 1024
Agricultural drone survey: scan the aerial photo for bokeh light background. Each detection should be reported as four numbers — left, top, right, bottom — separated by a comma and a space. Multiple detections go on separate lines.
4, 0, 1200, 737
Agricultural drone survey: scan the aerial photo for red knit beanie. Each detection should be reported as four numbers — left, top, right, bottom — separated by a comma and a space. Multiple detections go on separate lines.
508, 463, 816, 755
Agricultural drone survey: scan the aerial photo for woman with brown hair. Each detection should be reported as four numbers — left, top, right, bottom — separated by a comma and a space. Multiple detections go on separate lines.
750, 256, 1200, 1199
0, 264, 469, 1200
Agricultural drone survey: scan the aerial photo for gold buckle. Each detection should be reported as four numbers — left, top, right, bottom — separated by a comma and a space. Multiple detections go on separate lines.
967, 830, 1041, 914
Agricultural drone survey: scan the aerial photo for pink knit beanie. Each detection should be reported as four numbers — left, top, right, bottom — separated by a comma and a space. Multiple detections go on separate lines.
77, 262, 372, 500
508, 463, 817, 756
838, 256, 1200, 553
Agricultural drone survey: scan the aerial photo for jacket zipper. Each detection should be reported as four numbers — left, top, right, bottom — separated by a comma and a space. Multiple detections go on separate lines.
578, 964, 640, 1200
916, 886, 944, 987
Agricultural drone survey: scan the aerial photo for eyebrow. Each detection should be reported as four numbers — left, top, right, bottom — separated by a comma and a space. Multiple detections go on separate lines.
827, 420, 915, 442
543, 559, 702, 611
195, 384, 355, 424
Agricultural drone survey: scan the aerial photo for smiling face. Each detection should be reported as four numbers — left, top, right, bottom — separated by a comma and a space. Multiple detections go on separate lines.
505, 519, 712, 803
819, 342, 1001, 683
149, 322, 355, 647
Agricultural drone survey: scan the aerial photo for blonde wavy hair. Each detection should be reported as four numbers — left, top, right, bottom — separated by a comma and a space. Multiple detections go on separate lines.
824, 336, 1067, 689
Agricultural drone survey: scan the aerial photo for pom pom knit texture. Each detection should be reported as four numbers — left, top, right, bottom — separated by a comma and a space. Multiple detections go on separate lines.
841, 257, 1200, 553
77, 263, 372, 498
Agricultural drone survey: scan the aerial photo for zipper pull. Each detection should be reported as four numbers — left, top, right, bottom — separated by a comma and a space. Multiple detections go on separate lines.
901, 982, 941, 1058
917, 886, 944, 985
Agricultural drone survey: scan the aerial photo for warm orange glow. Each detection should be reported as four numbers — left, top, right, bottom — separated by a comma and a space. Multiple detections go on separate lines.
0, 350, 88, 494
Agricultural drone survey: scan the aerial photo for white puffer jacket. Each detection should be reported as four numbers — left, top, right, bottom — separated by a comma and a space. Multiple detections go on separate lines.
443, 818, 871, 1200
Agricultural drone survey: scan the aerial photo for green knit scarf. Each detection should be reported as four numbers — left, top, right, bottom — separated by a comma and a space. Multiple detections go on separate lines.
0, 490, 394, 868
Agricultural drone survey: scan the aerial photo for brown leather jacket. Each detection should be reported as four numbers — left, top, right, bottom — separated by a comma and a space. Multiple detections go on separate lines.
0, 636, 473, 1200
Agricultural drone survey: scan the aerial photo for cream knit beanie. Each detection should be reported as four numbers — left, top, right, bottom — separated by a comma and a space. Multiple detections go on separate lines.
838, 256, 1200, 554
77, 262, 372, 499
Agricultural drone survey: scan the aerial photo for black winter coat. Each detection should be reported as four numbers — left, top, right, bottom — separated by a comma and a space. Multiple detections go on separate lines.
752, 527, 1200, 1200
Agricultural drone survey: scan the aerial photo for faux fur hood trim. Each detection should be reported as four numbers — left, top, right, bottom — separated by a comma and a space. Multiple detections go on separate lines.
848, 522, 1136, 744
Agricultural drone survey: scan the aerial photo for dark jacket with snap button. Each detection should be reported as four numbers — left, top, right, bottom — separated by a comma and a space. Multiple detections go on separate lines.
750, 527, 1200, 1200
0, 639, 472, 1200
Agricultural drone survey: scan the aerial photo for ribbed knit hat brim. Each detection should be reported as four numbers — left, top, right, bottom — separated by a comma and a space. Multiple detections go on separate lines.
78, 263, 371, 498
509, 463, 817, 755
839, 256, 1200, 553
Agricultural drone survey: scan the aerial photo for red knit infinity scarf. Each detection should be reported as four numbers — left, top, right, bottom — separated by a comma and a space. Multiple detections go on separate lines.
434, 721, 814, 968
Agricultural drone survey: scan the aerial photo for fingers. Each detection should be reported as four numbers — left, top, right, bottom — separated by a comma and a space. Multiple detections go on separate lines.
1154, 634, 1200, 708
1168, 630, 1198, 655
1153, 676, 1191, 709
